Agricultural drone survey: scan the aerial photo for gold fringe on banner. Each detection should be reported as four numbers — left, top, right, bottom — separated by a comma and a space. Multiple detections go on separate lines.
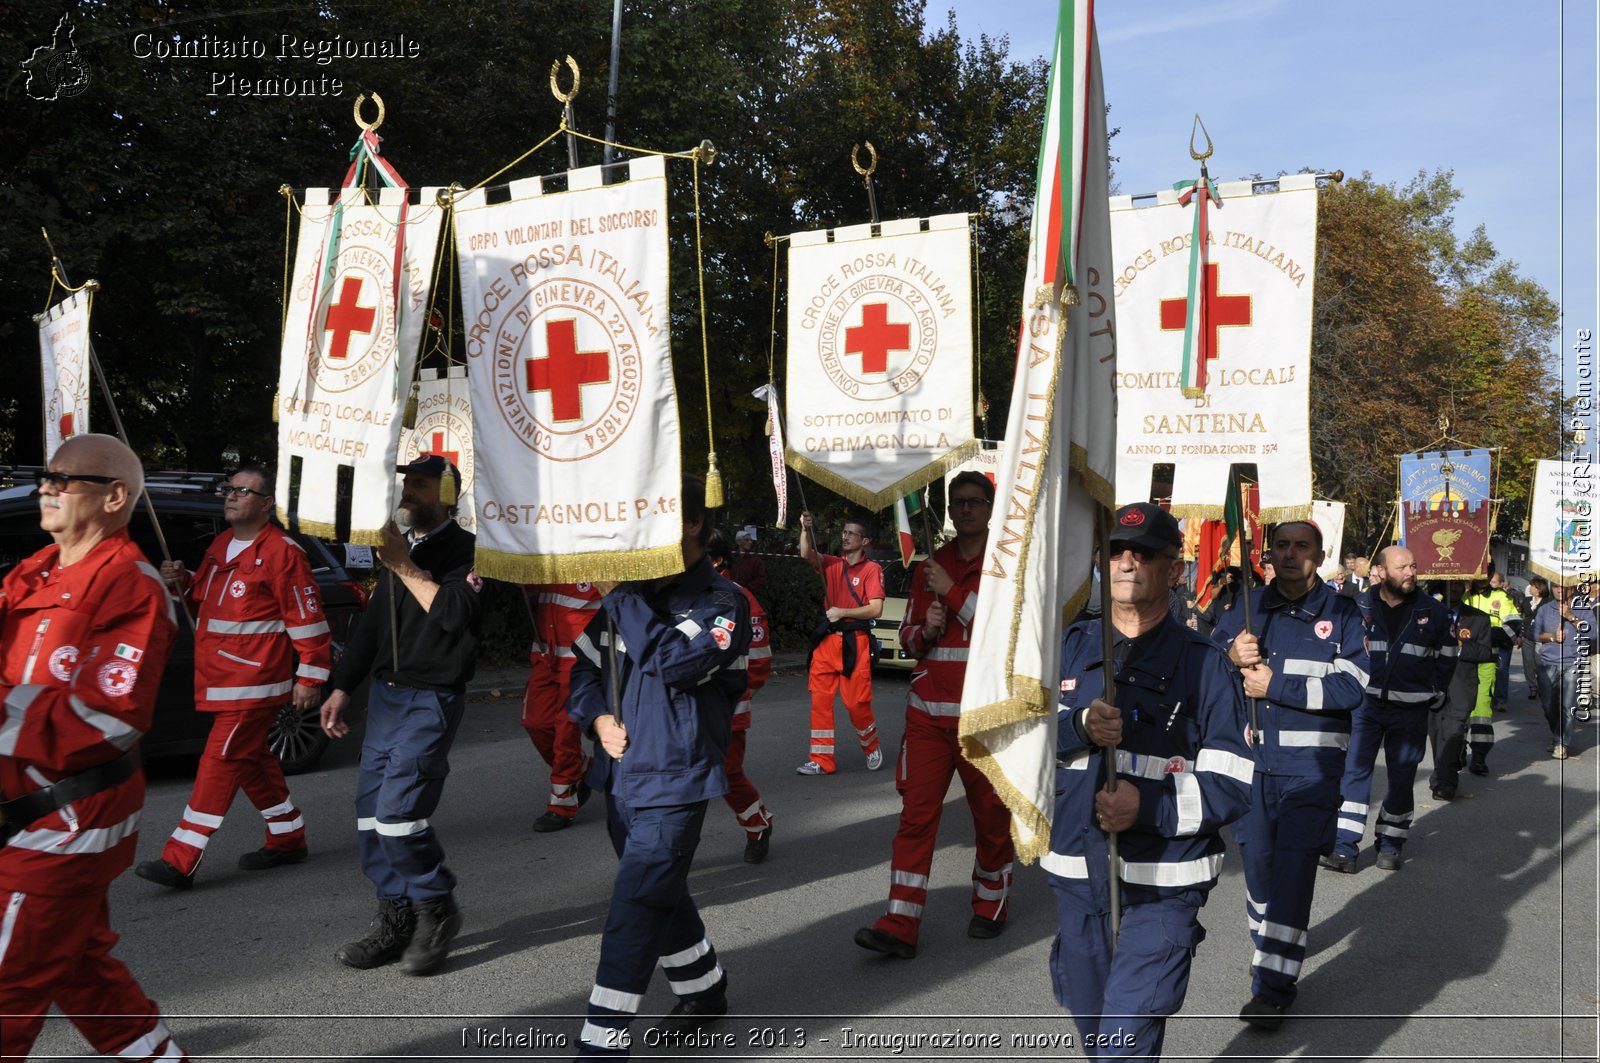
1068, 444, 1115, 511
958, 730, 1054, 865
1258, 503, 1314, 523
275, 509, 343, 543
1167, 503, 1223, 521
784, 439, 981, 512
349, 526, 389, 547
474, 542, 685, 585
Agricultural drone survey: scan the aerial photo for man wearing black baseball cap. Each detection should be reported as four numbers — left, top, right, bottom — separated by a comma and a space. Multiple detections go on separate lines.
320, 452, 482, 976
1043, 501, 1254, 1059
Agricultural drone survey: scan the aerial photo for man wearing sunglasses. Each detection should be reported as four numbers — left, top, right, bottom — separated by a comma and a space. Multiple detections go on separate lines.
1046, 502, 1253, 1061
0, 434, 186, 1061
135, 466, 331, 890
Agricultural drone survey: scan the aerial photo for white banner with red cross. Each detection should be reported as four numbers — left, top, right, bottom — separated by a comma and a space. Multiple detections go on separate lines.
452, 156, 683, 583
785, 215, 975, 508
275, 186, 445, 543
400, 366, 476, 534
37, 290, 92, 459
1110, 175, 1318, 522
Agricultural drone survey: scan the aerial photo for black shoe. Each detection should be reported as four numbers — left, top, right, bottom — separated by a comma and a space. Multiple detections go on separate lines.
657, 987, 730, 1034
238, 845, 309, 871
743, 824, 771, 865
532, 811, 575, 833
853, 926, 916, 959
1468, 759, 1488, 776
134, 859, 194, 890
1375, 851, 1404, 872
400, 894, 463, 976
576, 780, 593, 807
337, 900, 416, 969
1318, 853, 1357, 875
967, 915, 1005, 939
1239, 994, 1287, 1031
1430, 784, 1456, 800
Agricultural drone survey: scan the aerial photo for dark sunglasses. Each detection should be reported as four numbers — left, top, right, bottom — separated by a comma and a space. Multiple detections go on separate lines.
1107, 541, 1178, 564
216, 485, 269, 499
35, 471, 118, 491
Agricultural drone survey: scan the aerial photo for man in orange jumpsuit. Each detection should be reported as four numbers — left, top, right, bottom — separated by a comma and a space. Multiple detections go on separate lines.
855, 472, 1013, 958
522, 583, 601, 832
0, 434, 186, 1061
707, 531, 775, 862
137, 465, 331, 887
796, 512, 884, 775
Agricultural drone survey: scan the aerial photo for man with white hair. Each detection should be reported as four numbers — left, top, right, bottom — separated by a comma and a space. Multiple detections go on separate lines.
0, 434, 186, 1061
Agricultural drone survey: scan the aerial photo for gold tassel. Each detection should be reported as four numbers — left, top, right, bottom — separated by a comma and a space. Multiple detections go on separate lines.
705, 452, 725, 508
441, 470, 457, 507
402, 383, 419, 429
271, 387, 280, 424
764, 413, 773, 436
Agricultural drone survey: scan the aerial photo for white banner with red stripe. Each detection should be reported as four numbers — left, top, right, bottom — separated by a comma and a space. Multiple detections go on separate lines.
275, 186, 444, 543
400, 366, 476, 533
784, 215, 975, 508
752, 383, 789, 529
37, 291, 92, 459
452, 156, 683, 583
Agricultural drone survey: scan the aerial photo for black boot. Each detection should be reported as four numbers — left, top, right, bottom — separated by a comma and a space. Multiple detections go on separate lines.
401, 894, 463, 975
336, 900, 416, 969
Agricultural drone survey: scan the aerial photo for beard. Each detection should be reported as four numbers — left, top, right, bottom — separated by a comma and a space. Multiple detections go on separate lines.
400, 501, 446, 531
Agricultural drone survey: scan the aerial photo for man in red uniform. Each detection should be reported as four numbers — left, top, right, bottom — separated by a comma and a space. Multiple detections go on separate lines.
855, 472, 1013, 958
797, 513, 884, 775
0, 434, 186, 1061
522, 582, 601, 832
707, 531, 775, 862
134, 465, 331, 888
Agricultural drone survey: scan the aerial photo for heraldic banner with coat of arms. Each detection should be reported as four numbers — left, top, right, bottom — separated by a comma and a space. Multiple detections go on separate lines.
785, 214, 975, 508
1110, 175, 1318, 520
275, 185, 445, 543
37, 290, 92, 458
453, 155, 683, 583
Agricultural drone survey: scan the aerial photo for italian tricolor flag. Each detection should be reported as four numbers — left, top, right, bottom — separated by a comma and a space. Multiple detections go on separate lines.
1029, 0, 1096, 295
895, 491, 923, 568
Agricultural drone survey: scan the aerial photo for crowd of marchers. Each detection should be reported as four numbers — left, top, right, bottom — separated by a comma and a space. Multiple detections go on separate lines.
2, 437, 1591, 1062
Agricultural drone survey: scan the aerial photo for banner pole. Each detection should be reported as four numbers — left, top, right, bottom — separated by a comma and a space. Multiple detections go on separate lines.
1095, 507, 1122, 952
1233, 467, 1262, 745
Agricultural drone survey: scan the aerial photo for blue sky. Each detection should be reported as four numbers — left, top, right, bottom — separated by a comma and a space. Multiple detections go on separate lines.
942, 0, 1598, 417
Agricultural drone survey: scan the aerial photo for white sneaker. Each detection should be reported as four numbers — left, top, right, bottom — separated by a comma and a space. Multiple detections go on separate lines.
866, 749, 884, 771
795, 760, 827, 776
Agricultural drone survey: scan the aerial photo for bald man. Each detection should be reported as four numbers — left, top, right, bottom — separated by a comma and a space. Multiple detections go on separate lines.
0, 434, 187, 1060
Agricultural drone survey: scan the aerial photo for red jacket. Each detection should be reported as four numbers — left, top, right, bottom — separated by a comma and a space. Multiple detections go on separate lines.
0, 531, 176, 894
527, 583, 605, 671
899, 539, 983, 728
181, 524, 332, 711
718, 568, 771, 730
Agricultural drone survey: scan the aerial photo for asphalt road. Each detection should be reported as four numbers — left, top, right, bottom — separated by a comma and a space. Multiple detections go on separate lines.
31, 664, 1600, 1062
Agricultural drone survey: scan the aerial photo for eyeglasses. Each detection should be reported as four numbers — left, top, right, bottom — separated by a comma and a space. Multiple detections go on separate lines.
217, 485, 269, 499
948, 497, 992, 510
1108, 541, 1179, 564
35, 471, 118, 492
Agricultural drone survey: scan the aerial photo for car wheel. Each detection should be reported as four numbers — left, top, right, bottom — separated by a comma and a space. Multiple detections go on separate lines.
269, 701, 330, 775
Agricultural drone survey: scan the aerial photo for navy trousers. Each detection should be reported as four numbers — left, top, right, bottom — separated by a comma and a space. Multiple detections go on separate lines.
1047, 875, 1206, 1061
577, 796, 725, 1058
1335, 700, 1427, 858
355, 681, 465, 903
1234, 773, 1339, 1006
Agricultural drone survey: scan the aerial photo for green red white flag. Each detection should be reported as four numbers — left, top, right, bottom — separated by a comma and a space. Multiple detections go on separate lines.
895, 491, 923, 568
1029, 0, 1096, 299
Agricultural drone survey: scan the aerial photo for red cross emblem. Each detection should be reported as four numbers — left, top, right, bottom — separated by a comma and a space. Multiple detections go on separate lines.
1315, 620, 1333, 640
59, 412, 74, 438
423, 431, 459, 468
322, 276, 377, 362
527, 319, 611, 422
1159, 263, 1252, 374
844, 302, 910, 375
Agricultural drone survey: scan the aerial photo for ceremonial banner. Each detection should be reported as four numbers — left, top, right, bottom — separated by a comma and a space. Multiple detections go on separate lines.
941, 442, 1003, 536
752, 383, 788, 529
37, 291, 91, 458
1397, 448, 1492, 539
1111, 175, 1318, 520
1397, 448, 1493, 578
1312, 499, 1347, 580
276, 186, 444, 543
453, 156, 682, 583
1528, 458, 1598, 584
785, 213, 975, 507
400, 367, 476, 533
960, 3, 1116, 863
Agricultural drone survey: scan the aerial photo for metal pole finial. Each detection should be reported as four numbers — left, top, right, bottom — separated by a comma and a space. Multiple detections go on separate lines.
1188, 114, 1213, 163
550, 56, 580, 104
851, 141, 878, 177
353, 92, 385, 132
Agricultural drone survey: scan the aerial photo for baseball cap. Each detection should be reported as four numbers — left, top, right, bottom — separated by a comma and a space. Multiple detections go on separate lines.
1110, 502, 1182, 555
397, 453, 462, 500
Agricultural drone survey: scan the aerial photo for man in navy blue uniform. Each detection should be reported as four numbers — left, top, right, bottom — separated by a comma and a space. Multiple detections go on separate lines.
1323, 545, 1454, 874
568, 478, 752, 1058
1214, 521, 1369, 1030
1046, 503, 1253, 1060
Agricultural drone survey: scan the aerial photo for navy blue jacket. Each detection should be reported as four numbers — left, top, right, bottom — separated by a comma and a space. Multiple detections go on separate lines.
1358, 588, 1454, 709
1213, 581, 1370, 776
1046, 615, 1253, 900
568, 556, 751, 807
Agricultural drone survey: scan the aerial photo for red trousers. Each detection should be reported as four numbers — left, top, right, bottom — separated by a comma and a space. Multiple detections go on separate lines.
522, 655, 590, 818
161, 709, 304, 875
807, 631, 879, 772
0, 889, 185, 1060
721, 730, 772, 839
874, 708, 1015, 945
